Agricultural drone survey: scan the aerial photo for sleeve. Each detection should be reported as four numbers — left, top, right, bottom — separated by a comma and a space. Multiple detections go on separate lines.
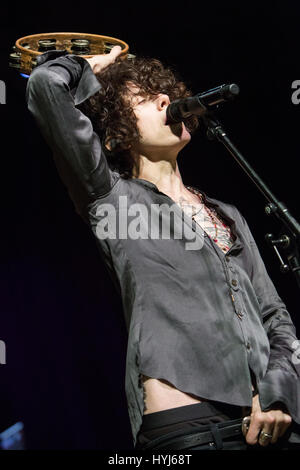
26, 50, 118, 220
238, 211, 300, 424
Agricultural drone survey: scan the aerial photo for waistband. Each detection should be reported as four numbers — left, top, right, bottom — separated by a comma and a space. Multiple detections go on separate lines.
140, 401, 244, 432
138, 418, 245, 451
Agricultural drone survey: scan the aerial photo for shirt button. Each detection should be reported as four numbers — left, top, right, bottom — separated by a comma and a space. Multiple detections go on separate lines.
231, 279, 238, 287
246, 342, 251, 350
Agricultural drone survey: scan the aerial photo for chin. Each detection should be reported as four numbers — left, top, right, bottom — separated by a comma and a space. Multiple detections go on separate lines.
181, 125, 192, 142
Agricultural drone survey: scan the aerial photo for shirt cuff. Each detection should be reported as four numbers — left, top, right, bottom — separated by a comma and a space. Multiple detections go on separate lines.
36, 50, 102, 105
257, 368, 300, 424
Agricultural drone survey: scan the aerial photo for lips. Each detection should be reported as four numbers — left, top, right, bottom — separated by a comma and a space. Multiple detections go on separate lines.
164, 112, 190, 139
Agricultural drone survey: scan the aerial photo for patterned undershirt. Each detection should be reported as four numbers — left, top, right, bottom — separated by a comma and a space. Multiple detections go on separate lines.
179, 186, 235, 253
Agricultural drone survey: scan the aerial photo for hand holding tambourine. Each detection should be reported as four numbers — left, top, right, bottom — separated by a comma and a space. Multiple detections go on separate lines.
85, 45, 124, 74
9, 32, 133, 76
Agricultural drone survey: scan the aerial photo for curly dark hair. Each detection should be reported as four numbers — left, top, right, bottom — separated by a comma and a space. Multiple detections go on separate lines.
79, 56, 199, 178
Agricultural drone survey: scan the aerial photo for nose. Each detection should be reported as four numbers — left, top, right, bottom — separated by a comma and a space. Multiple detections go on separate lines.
156, 93, 170, 111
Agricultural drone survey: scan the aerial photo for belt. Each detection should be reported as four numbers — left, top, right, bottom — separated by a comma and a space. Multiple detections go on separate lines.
139, 418, 244, 451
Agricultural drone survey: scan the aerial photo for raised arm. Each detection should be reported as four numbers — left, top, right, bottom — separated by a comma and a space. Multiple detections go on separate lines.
26, 46, 122, 218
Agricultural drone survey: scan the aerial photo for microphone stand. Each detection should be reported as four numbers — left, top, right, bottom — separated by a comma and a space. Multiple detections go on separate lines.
200, 110, 300, 290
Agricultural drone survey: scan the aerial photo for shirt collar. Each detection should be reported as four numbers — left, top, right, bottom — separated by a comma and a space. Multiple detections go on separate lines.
131, 177, 243, 254
132, 178, 218, 208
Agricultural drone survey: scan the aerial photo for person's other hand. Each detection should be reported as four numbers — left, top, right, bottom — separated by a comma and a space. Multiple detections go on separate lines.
242, 394, 292, 446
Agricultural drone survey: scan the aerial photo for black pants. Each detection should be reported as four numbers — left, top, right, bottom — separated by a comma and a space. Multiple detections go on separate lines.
135, 401, 300, 451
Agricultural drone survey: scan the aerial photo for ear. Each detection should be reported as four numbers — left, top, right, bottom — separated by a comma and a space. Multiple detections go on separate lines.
105, 137, 132, 152
104, 136, 119, 151
104, 138, 112, 151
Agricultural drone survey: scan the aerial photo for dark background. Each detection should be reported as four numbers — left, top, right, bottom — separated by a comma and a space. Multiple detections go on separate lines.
0, 0, 299, 450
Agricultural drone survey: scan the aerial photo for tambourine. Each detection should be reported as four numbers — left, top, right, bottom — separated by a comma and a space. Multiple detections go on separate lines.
9, 32, 133, 76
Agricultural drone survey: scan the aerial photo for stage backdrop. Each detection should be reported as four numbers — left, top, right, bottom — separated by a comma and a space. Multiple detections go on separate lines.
1, 1, 299, 449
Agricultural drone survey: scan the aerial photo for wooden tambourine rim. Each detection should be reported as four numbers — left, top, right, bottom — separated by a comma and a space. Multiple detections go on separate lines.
15, 32, 129, 59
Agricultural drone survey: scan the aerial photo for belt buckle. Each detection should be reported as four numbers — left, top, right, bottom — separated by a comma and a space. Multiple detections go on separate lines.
242, 416, 251, 436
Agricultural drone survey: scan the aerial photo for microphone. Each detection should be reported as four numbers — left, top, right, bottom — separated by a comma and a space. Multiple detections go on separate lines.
166, 83, 239, 124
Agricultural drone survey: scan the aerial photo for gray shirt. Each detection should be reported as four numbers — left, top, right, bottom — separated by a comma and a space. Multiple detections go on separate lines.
26, 51, 300, 446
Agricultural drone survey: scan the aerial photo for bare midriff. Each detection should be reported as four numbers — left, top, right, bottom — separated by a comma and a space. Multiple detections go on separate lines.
141, 375, 254, 415
141, 375, 206, 414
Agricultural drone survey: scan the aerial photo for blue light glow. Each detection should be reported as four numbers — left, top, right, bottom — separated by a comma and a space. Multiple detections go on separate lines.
20, 73, 29, 78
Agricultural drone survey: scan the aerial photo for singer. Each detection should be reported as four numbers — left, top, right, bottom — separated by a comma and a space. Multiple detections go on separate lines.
26, 46, 300, 450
